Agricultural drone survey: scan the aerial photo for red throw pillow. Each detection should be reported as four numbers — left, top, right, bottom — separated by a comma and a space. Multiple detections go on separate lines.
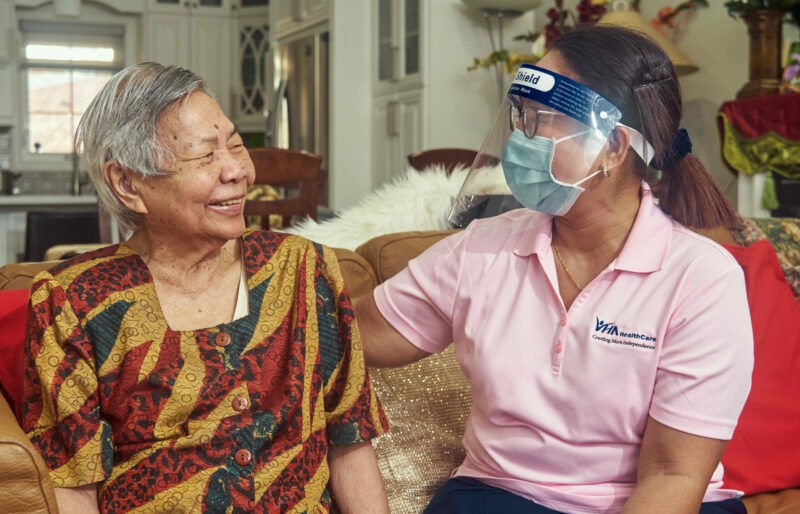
0, 289, 29, 420
721, 240, 800, 494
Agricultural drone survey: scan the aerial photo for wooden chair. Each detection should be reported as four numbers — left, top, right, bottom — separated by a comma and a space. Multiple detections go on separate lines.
407, 148, 478, 175
244, 147, 322, 230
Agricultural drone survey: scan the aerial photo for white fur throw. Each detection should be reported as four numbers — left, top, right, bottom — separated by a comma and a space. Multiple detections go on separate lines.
286, 165, 470, 251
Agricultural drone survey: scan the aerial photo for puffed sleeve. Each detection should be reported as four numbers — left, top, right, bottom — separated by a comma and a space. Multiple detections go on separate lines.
650, 264, 754, 440
373, 229, 470, 354
314, 245, 390, 447
21, 271, 114, 487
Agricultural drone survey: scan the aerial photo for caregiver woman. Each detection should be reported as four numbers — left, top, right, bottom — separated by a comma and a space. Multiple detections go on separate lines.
355, 26, 753, 514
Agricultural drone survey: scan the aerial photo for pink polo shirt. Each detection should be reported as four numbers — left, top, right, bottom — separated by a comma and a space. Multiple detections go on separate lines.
374, 185, 754, 513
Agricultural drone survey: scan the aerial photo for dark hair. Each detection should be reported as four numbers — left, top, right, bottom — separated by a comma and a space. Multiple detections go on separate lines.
550, 26, 737, 229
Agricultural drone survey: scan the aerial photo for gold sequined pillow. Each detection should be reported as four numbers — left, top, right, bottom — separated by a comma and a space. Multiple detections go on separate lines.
369, 346, 472, 513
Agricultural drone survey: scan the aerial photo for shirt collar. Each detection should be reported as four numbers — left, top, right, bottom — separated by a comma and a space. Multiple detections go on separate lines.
512, 182, 672, 273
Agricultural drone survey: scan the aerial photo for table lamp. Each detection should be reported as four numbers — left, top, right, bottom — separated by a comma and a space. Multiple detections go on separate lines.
461, 0, 541, 103
597, 5, 698, 76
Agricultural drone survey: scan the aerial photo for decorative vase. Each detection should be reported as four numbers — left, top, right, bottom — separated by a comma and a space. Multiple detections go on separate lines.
736, 9, 784, 99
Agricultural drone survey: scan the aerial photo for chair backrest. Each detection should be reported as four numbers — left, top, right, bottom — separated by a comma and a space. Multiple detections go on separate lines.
24, 211, 100, 262
244, 147, 322, 230
407, 148, 478, 175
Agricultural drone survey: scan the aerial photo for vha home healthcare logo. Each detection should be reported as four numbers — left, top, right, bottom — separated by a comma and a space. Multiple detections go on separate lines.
592, 316, 657, 351
511, 68, 555, 93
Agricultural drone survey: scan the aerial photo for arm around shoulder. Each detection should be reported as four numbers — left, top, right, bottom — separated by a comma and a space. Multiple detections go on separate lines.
353, 292, 431, 368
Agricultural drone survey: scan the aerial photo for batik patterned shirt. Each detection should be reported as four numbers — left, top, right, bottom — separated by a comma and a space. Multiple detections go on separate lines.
22, 230, 389, 513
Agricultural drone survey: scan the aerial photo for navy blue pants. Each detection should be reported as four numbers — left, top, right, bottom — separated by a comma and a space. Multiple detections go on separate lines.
424, 477, 748, 514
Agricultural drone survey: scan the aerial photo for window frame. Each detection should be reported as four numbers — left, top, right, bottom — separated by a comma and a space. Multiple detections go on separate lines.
13, 13, 137, 173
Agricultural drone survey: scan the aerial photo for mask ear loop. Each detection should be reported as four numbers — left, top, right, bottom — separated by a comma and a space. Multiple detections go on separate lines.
603, 163, 608, 177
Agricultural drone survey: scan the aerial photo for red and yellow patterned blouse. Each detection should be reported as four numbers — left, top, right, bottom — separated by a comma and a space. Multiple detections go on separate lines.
22, 230, 389, 513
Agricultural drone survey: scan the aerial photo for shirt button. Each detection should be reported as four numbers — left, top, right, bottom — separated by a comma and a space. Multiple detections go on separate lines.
232, 394, 249, 412
235, 449, 252, 466
554, 342, 563, 354
559, 317, 567, 327
216, 331, 231, 347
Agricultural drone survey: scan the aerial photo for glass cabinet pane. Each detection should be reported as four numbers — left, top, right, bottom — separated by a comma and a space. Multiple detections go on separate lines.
199, 0, 223, 6
405, 0, 419, 76
378, 0, 392, 81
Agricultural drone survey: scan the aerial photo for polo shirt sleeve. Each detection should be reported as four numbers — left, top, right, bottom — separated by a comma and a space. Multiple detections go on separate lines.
316, 245, 390, 447
373, 229, 470, 354
21, 272, 114, 487
650, 264, 754, 440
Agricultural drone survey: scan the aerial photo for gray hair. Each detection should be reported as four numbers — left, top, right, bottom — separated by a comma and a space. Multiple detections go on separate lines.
74, 62, 214, 233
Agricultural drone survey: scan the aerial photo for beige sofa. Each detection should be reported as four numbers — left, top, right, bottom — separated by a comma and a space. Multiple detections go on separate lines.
0, 227, 798, 513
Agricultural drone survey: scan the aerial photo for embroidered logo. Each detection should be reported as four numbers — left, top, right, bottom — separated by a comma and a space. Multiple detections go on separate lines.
592, 316, 656, 350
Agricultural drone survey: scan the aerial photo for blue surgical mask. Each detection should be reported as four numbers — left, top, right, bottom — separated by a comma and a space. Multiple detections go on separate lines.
502, 129, 602, 216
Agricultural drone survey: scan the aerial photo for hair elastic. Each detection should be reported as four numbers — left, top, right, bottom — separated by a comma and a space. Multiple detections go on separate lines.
654, 128, 692, 171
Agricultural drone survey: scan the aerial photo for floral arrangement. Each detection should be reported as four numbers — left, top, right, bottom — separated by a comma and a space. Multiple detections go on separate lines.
648, 0, 709, 33
468, 0, 708, 74
723, 0, 799, 19
785, 52, 800, 92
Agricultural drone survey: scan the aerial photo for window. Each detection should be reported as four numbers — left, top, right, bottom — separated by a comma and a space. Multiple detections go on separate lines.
20, 21, 123, 156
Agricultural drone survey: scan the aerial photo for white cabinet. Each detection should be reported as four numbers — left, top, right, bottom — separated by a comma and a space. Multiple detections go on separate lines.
233, 14, 271, 132
0, 0, 17, 125
375, 0, 421, 93
148, 0, 232, 15
372, 88, 425, 186
144, 9, 233, 115
372, 0, 424, 187
273, 0, 328, 40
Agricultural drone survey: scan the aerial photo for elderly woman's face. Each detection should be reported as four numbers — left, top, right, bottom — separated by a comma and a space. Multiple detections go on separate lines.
139, 92, 255, 244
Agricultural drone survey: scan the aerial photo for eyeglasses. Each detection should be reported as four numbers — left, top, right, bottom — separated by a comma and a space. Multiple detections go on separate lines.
509, 103, 568, 139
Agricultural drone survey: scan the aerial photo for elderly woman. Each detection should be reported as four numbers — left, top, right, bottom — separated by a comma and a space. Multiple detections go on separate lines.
22, 62, 390, 513
356, 27, 753, 514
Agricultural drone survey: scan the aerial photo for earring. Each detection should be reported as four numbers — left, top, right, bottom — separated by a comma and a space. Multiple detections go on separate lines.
602, 164, 609, 177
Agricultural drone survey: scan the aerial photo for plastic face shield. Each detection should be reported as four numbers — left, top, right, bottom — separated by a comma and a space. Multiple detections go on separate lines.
448, 64, 623, 227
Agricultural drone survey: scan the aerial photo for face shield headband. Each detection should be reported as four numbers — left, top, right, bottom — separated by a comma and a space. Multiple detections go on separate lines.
508, 64, 654, 165
447, 65, 655, 227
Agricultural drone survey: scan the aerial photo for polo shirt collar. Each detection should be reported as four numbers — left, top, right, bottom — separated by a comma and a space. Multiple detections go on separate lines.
512, 182, 672, 273
614, 183, 671, 273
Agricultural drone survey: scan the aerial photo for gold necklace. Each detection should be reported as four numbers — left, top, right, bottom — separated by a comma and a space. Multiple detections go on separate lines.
552, 240, 584, 290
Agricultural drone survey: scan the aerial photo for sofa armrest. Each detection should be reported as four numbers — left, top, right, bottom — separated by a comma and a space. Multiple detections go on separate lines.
333, 248, 378, 299
0, 394, 58, 513
0, 262, 57, 292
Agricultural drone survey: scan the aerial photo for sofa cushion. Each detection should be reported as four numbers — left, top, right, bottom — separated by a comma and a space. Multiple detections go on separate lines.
356, 230, 459, 283
0, 289, 28, 418
721, 240, 800, 495
368, 346, 471, 513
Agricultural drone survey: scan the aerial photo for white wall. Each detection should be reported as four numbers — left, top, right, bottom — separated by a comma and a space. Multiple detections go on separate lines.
328, 0, 373, 210
425, 1, 536, 151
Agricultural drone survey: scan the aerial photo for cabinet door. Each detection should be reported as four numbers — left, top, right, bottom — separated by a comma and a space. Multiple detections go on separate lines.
232, 0, 269, 16
0, 0, 16, 125
375, 0, 421, 91
373, 89, 425, 187
372, 96, 403, 188
273, 0, 328, 40
397, 88, 424, 176
146, 13, 191, 69
149, 0, 231, 14
191, 15, 233, 115
0, 64, 14, 125
233, 15, 270, 130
